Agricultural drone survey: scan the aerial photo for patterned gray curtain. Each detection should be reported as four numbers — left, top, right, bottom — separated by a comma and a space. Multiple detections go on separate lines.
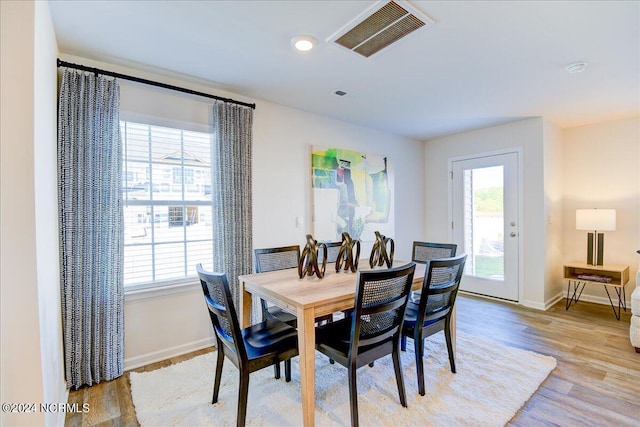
211, 101, 254, 315
58, 69, 124, 389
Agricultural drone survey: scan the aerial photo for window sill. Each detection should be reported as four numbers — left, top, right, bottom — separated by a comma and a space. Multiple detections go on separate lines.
124, 279, 200, 301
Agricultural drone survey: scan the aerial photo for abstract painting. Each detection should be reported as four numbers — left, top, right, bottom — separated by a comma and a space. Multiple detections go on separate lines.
311, 146, 394, 247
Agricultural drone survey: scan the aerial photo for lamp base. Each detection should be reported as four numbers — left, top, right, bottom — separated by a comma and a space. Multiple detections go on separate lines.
596, 232, 604, 266
586, 232, 605, 266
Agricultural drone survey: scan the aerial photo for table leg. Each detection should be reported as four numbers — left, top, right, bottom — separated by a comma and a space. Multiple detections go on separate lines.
239, 279, 252, 328
297, 306, 316, 427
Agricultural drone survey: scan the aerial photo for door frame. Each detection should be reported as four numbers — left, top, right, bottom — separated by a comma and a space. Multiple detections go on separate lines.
447, 147, 524, 303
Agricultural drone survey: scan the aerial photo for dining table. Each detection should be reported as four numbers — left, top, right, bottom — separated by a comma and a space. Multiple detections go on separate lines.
239, 260, 455, 427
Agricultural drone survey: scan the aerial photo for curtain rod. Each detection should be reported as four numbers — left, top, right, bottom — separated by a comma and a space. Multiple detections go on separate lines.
57, 59, 256, 110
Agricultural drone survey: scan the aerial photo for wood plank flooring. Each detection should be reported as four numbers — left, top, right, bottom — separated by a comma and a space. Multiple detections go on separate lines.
65, 294, 640, 426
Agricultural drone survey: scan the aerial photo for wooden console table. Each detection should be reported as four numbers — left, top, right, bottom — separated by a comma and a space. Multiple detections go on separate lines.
563, 261, 629, 320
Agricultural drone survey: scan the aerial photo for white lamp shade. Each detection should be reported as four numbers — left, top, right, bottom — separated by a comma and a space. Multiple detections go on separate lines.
576, 209, 616, 231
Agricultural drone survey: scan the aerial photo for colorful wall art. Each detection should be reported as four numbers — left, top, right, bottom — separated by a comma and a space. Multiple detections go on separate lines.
311, 147, 394, 246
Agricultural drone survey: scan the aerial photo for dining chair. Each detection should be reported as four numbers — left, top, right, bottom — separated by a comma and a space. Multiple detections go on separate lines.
401, 242, 458, 350
254, 245, 332, 379
409, 241, 457, 302
315, 262, 416, 427
317, 241, 342, 265
254, 245, 301, 325
196, 264, 299, 427
412, 241, 458, 264
401, 254, 467, 396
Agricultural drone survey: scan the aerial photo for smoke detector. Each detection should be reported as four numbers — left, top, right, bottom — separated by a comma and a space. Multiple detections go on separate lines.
566, 62, 587, 73
328, 0, 434, 58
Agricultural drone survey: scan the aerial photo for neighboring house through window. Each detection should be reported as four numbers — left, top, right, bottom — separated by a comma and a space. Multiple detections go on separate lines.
122, 121, 214, 288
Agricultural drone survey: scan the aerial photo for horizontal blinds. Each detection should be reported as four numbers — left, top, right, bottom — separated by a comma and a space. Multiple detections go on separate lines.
122, 121, 214, 287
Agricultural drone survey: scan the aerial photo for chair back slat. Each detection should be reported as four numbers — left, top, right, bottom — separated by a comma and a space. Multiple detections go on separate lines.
412, 241, 457, 264
254, 246, 300, 273
352, 263, 415, 349
196, 264, 247, 360
317, 241, 342, 264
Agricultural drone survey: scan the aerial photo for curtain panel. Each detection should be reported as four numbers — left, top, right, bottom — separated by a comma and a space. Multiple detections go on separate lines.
211, 101, 254, 317
58, 69, 124, 388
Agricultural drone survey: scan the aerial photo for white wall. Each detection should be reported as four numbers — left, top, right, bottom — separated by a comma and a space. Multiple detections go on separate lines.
562, 117, 640, 302
61, 55, 425, 368
1, 1, 65, 426
424, 118, 548, 308
34, 2, 67, 426
543, 119, 565, 304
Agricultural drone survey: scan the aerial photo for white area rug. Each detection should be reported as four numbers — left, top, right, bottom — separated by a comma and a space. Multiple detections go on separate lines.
130, 332, 556, 426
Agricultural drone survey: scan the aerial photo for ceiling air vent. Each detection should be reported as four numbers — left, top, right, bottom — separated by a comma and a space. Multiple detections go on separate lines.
329, 0, 434, 58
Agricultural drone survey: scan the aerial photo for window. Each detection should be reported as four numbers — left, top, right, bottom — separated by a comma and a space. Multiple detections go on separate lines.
121, 121, 214, 288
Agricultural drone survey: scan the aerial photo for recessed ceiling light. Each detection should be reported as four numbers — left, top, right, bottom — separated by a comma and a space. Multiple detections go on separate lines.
566, 62, 587, 73
291, 35, 317, 52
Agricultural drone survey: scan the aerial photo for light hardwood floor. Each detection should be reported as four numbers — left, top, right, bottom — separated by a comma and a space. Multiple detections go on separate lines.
65, 294, 640, 426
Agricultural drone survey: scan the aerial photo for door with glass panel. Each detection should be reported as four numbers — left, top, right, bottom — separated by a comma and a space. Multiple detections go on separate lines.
451, 152, 519, 301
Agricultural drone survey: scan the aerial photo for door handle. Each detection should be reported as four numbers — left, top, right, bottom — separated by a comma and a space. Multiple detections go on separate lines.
510, 232, 517, 237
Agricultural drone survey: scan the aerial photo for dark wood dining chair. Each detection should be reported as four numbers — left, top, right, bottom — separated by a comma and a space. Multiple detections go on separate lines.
412, 241, 458, 264
401, 242, 458, 350
409, 242, 457, 303
196, 264, 299, 427
254, 245, 301, 326
317, 241, 342, 265
401, 254, 467, 396
315, 262, 416, 427
254, 245, 332, 379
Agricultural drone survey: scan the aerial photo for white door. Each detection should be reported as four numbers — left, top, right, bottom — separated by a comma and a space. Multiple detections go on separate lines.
451, 152, 520, 301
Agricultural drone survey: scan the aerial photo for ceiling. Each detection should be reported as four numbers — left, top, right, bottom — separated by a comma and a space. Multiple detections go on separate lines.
49, 0, 640, 140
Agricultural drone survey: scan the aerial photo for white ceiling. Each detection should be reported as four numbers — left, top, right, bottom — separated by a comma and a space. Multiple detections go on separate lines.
49, 0, 640, 140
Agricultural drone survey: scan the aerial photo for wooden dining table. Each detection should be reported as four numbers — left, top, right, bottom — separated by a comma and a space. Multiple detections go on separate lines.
239, 261, 455, 427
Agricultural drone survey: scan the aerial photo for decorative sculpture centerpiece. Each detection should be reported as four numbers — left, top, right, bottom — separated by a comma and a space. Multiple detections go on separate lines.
298, 234, 327, 279
335, 232, 360, 273
369, 231, 394, 268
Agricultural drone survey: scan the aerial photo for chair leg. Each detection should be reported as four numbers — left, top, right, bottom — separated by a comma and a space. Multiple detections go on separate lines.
444, 322, 456, 373
213, 349, 225, 404
274, 362, 281, 379
414, 335, 425, 396
400, 335, 407, 352
284, 359, 292, 382
237, 371, 250, 427
348, 365, 359, 427
392, 347, 408, 407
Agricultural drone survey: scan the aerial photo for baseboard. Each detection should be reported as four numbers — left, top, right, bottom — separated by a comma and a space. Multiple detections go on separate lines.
124, 337, 215, 371
543, 292, 565, 310
520, 299, 547, 310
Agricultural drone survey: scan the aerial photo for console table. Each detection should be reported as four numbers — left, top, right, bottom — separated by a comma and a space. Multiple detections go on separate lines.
563, 261, 629, 320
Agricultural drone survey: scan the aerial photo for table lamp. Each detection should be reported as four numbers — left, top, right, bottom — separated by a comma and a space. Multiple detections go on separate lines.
576, 209, 616, 266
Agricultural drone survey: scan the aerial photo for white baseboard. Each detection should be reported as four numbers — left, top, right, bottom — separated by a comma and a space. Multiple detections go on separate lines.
543, 292, 565, 310
519, 299, 547, 310
124, 337, 215, 371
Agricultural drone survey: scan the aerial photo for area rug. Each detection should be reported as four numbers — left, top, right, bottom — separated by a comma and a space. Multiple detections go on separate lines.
130, 332, 556, 426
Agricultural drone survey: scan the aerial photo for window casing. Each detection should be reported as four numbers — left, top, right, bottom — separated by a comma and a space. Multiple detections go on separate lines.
122, 121, 214, 288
